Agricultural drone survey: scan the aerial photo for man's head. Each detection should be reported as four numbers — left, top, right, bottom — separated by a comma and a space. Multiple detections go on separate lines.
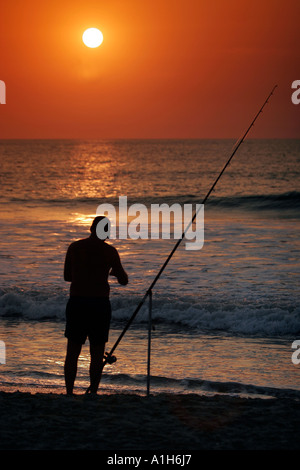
90, 216, 110, 240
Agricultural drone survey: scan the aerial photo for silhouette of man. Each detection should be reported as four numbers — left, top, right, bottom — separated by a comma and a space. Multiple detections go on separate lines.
64, 216, 128, 395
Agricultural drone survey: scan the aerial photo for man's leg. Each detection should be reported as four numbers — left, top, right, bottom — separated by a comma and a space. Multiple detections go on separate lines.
89, 342, 105, 394
64, 339, 82, 395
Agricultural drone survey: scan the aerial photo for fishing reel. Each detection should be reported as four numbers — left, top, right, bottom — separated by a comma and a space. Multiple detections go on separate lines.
104, 352, 117, 364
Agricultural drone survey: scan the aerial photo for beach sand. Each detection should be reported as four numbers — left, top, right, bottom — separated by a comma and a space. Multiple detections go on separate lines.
0, 391, 299, 451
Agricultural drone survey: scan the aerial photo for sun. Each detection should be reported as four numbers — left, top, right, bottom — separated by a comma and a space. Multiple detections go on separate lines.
82, 28, 103, 48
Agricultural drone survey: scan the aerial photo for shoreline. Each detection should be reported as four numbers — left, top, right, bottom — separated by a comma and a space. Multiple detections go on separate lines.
0, 390, 299, 451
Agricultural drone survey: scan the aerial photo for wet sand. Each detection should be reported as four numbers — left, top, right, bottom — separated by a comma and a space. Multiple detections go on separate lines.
0, 391, 299, 451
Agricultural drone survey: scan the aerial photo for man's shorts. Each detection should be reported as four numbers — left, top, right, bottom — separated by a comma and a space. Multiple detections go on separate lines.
65, 296, 112, 345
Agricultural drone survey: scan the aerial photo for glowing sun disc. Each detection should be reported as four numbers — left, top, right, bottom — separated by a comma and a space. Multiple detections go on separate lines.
82, 28, 103, 48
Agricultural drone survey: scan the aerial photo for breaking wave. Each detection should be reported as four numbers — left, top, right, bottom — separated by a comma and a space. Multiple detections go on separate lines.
0, 289, 299, 338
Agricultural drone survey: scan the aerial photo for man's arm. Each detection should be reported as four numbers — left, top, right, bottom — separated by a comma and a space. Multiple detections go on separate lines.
110, 249, 128, 285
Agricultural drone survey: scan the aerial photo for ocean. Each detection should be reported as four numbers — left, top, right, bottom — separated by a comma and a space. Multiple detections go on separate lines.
0, 138, 300, 398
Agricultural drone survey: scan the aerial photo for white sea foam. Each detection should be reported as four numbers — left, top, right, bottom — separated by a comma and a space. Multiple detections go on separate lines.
0, 289, 299, 337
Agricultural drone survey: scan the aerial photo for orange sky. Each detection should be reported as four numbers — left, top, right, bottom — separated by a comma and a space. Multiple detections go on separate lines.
0, 0, 299, 139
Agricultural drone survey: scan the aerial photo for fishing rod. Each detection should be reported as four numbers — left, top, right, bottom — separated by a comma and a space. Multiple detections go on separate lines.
103, 84, 278, 366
